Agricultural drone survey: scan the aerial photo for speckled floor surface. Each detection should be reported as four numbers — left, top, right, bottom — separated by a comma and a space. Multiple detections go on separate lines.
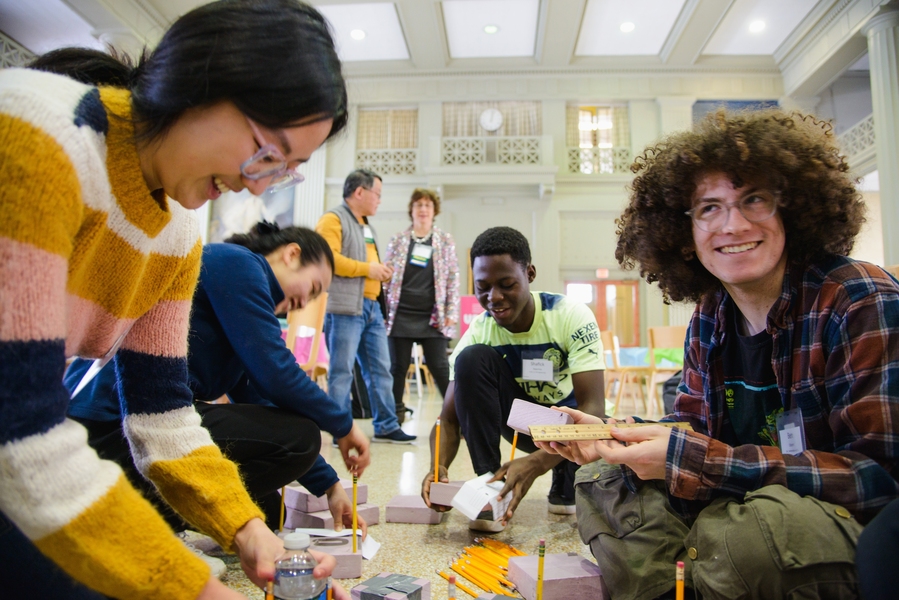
201, 389, 654, 598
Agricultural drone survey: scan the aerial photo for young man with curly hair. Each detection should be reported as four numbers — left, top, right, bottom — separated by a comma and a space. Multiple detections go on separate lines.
539, 110, 899, 599
421, 227, 609, 531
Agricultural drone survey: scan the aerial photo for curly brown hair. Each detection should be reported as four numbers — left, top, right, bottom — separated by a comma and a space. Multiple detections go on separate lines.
407, 188, 441, 220
615, 109, 866, 303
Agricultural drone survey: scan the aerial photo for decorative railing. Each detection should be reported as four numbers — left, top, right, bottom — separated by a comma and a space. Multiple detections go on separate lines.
355, 149, 417, 175
441, 136, 541, 166
567, 147, 632, 174
1, 31, 35, 68
837, 114, 875, 165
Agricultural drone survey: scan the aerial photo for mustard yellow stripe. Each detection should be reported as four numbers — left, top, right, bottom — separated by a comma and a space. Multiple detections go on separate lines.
68, 219, 201, 319
34, 473, 209, 600
147, 445, 265, 551
99, 87, 172, 237
0, 113, 83, 258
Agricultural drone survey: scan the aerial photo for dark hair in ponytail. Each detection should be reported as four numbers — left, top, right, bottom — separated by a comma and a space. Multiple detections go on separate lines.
28, 0, 347, 144
226, 221, 334, 272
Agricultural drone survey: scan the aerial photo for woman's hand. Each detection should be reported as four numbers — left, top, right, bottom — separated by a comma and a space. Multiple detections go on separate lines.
593, 425, 671, 481
232, 518, 284, 587
534, 408, 636, 466
325, 480, 368, 539
337, 423, 371, 476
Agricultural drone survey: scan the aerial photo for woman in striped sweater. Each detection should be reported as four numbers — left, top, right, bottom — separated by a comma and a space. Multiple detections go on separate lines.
0, 1, 348, 598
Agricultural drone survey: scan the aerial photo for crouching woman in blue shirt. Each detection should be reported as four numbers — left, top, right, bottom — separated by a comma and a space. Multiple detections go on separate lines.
67, 221, 370, 534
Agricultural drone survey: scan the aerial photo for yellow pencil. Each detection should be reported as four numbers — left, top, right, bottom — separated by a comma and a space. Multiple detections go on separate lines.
352, 474, 358, 554
438, 570, 479, 598
265, 580, 274, 600
536, 538, 545, 600
448, 574, 457, 600
510, 431, 519, 461
327, 583, 333, 600
279, 486, 286, 532
676, 561, 684, 600
434, 417, 441, 483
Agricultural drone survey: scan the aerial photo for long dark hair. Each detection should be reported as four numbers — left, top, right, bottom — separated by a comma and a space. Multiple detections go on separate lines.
29, 0, 347, 143
226, 221, 334, 272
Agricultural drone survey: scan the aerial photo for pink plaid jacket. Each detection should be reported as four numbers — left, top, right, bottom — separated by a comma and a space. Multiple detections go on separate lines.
383, 226, 460, 338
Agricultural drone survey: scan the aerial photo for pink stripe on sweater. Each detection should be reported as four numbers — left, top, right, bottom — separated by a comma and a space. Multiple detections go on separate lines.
120, 300, 190, 358
65, 295, 136, 358
0, 238, 68, 342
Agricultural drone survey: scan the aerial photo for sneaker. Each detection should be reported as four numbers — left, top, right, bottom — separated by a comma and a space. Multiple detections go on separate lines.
373, 429, 417, 444
469, 509, 505, 533
548, 461, 577, 515
181, 538, 226, 579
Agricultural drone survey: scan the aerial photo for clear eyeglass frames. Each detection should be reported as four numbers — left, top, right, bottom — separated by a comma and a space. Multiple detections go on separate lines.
685, 192, 778, 233
240, 119, 305, 193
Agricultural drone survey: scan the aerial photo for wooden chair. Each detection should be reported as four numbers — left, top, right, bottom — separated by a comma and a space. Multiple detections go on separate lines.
601, 330, 651, 416
646, 325, 687, 413
285, 292, 329, 391
404, 342, 436, 399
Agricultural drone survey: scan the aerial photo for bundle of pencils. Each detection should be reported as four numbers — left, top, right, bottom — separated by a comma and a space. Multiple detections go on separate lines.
443, 538, 526, 597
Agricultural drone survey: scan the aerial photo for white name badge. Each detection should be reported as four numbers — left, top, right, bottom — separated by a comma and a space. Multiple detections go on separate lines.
363, 225, 374, 243
410, 243, 433, 267
522, 358, 554, 382
776, 408, 806, 456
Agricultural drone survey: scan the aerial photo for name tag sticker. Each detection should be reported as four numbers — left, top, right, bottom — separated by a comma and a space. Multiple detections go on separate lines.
776, 408, 806, 456
363, 225, 374, 244
410, 243, 433, 267
522, 358, 554, 382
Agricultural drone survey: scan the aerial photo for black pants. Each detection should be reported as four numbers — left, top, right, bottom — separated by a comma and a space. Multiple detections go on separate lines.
453, 344, 577, 475
73, 402, 321, 531
857, 498, 899, 600
389, 336, 450, 405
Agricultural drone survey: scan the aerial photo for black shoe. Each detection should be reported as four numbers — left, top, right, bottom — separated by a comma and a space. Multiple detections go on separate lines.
548, 461, 577, 515
373, 429, 417, 444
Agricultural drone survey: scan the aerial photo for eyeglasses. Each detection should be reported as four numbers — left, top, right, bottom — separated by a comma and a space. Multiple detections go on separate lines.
362, 186, 381, 199
241, 118, 305, 193
685, 192, 778, 233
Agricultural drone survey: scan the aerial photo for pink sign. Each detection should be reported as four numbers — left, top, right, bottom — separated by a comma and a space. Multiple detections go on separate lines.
458, 295, 485, 338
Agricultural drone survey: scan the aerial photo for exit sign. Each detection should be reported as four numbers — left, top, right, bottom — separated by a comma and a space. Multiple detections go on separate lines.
595, 268, 609, 279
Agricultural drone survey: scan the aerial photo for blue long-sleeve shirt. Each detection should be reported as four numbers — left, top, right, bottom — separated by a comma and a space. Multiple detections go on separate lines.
67, 243, 352, 496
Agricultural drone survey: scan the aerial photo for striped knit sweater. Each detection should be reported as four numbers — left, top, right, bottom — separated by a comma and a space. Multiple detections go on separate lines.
0, 68, 264, 599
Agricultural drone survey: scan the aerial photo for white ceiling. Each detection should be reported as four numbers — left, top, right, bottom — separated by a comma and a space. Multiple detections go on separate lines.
0, 0, 870, 79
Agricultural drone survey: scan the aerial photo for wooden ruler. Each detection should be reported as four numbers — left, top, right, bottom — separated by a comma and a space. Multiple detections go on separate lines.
529, 422, 693, 442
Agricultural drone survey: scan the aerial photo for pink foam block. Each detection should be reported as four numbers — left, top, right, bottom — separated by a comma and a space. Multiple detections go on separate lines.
507, 553, 608, 600
309, 535, 363, 579
506, 398, 573, 435
284, 503, 380, 530
385, 495, 444, 524
282, 479, 369, 513
351, 573, 431, 600
429, 481, 465, 507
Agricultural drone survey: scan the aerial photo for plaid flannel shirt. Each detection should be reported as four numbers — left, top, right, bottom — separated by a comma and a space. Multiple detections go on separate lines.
644, 255, 899, 523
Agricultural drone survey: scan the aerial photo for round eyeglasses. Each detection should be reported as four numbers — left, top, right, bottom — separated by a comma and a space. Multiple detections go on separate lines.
241, 119, 305, 193
685, 192, 778, 233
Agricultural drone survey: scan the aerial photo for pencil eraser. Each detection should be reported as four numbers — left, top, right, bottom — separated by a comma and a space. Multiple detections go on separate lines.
284, 503, 379, 530
385, 495, 444, 524
429, 481, 465, 507
309, 535, 363, 579
506, 398, 573, 435
351, 572, 431, 600
507, 552, 608, 600
281, 479, 369, 513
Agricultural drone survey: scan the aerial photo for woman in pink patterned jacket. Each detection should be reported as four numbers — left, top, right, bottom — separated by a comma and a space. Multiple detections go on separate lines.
383, 188, 460, 421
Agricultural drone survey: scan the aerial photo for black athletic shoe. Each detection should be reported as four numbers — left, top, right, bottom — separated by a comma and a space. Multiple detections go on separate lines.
373, 429, 417, 444
548, 460, 577, 515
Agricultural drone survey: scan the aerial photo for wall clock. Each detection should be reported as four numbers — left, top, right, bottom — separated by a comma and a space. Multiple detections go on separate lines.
479, 108, 504, 132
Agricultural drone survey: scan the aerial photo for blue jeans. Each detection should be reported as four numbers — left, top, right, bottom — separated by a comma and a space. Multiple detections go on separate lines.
324, 299, 400, 436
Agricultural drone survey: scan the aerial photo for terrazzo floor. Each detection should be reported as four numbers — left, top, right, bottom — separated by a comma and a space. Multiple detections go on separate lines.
197, 387, 658, 598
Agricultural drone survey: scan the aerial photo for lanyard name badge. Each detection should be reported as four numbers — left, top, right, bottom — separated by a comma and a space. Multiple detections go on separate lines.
363, 225, 375, 244
410, 243, 432, 267
776, 408, 807, 455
